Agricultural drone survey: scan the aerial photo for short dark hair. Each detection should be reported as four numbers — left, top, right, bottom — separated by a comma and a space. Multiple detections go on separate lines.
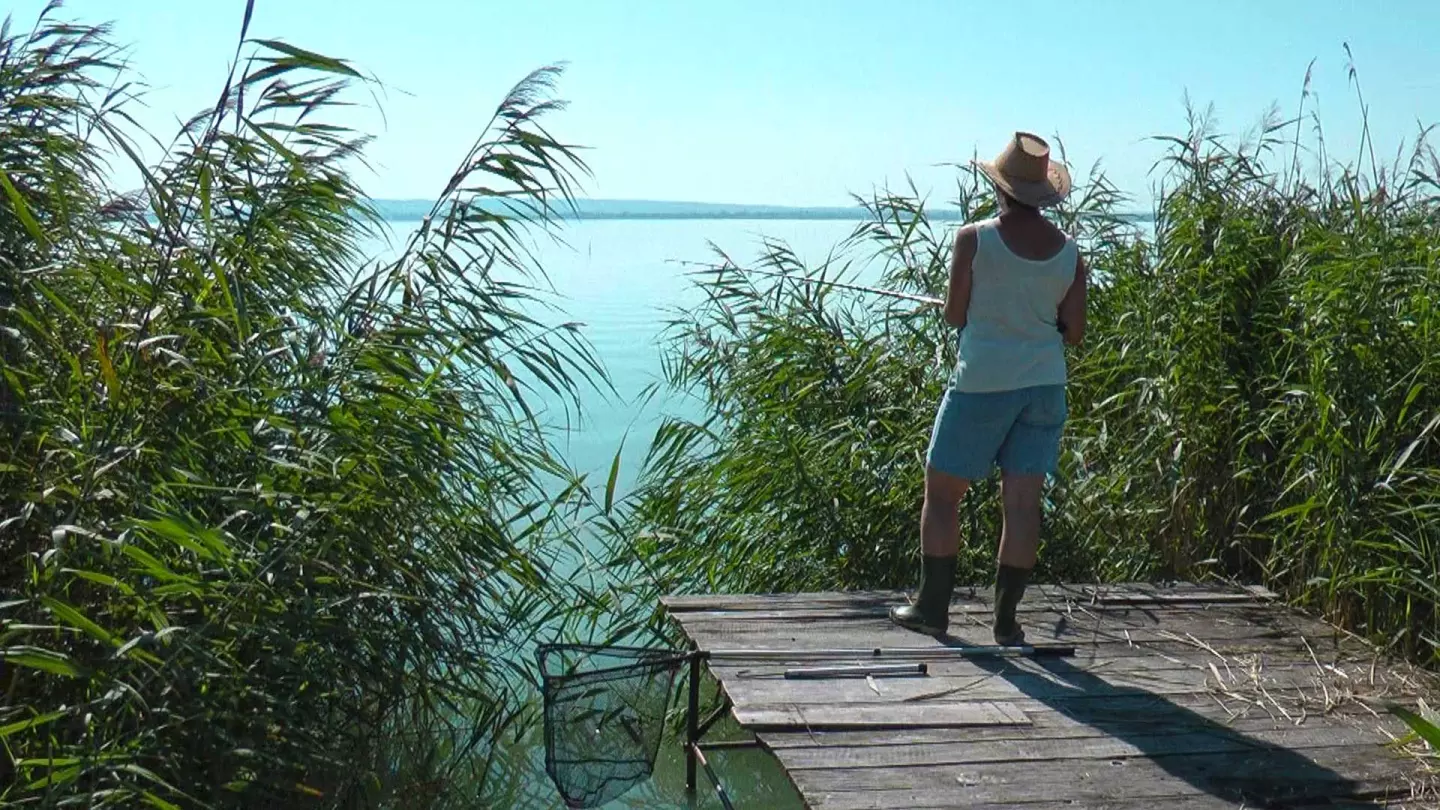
999, 191, 1038, 214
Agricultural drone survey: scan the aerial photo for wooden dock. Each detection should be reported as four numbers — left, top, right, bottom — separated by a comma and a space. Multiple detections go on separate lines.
662, 582, 1440, 809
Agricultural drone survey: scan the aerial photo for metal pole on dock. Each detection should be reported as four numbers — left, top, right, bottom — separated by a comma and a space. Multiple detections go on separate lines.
784, 662, 928, 679
685, 651, 701, 794
705, 643, 1075, 661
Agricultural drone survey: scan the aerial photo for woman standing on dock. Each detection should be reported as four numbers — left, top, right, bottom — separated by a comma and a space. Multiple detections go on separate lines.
890, 132, 1088, 645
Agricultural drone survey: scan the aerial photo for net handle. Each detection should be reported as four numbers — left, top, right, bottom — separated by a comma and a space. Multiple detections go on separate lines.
536, 643, 690, 682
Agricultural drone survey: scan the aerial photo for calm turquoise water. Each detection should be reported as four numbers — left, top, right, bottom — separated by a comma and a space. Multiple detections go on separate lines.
362, 217, 886, 495
361, 218, 879, 809
506, 218, 881, 494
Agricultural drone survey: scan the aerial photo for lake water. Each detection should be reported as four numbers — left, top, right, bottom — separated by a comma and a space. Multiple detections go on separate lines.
365, 218, 889, 495
508, 218, 887, 494
363, 217, 883, 808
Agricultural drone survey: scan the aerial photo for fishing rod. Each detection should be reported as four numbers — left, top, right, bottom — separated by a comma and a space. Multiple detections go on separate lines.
671, 256, 944, 307
744, 268, 944, 307
749, 268, 1069, 335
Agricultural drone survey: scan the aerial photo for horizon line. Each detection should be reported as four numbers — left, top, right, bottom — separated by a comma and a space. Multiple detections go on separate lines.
365, 196, 1156, 221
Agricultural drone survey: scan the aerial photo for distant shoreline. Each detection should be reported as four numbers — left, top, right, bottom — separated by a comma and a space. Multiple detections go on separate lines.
369, 198, 1155, 224
379, 211, 966, 222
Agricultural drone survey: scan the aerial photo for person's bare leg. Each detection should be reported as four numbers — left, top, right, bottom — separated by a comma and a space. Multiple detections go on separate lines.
999, 473, 1043, 567
922, 465, 970, 557
994, 473, 1044, 644
891, 466, 969, 635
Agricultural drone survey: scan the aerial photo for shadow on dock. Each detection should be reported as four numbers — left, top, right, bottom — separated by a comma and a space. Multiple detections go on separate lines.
937, 629, 1395, 808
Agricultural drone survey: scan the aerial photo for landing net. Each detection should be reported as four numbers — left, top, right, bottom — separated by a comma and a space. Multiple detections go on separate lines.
536, 643, 688, 808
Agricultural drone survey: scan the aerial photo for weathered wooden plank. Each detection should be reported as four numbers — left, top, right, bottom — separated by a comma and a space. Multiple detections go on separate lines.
697, 634, 1385, 668
660, 582, 1276, 613
675, 611, 1348, 651
790, 743, 1412, 806
663, 590, 900, 612
1061, 582, 1277, 604
710, 655, 1215, 680
991, 694, 1408, 737
714, 652, 1421, 689
670, 600, 1279, 623
671, 603, 1389, 664
709, 652, 1401, 683
806, 795, 1419, 810
769, 722, 1390, 770
686, 633, 1369, 668
668, 595, 1303, 624
709, 661, 1412, 706
758, 703, 1407, 749
670, 595, 1283, 623
731, 700, 1030, 731
674, 598, 1302, 624
683, 627, 1294, 661
684, 635, 1400, 686
1079, 633, 1388, 664
676, 602, 1328, 635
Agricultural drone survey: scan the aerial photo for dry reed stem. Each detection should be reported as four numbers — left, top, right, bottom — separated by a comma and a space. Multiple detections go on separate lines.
1133, 627, 1440, 794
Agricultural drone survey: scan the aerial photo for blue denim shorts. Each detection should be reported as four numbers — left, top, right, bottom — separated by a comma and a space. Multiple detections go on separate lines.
926, 384, 1067, 480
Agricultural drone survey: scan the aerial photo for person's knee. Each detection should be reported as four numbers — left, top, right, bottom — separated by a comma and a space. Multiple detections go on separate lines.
925, 466, 969, 510
1000, 475, 1043, 513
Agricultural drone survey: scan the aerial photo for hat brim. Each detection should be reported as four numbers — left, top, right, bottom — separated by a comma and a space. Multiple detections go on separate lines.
974, 158, 1072, 209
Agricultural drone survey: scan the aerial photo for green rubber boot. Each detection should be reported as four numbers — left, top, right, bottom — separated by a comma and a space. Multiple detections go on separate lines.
890, 555, 956, 636
993, 563, 1032, 646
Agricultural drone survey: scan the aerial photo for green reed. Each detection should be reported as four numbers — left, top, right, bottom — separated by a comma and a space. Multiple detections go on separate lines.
0, 3, 604, 806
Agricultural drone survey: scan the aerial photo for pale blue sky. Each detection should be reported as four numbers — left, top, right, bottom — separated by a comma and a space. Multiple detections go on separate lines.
9, 0, 1440, 208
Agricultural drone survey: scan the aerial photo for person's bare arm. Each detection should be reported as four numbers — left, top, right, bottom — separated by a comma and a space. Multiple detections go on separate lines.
1057, 251, 1087, 345
943, 226, 976, 328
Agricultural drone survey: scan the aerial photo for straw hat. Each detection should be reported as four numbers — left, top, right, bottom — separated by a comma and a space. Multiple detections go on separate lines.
974, 132, 1072, 209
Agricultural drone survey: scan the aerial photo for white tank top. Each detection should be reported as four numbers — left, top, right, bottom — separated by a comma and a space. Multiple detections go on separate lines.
950, 218, 1076, 393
